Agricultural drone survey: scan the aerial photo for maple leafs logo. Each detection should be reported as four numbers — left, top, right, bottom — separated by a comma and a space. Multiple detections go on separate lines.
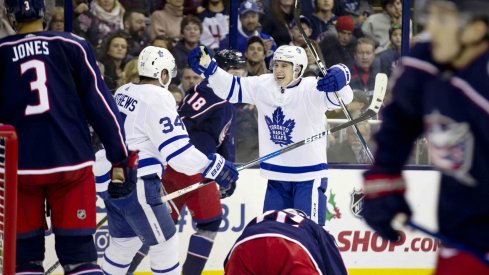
265, 107, 295, 147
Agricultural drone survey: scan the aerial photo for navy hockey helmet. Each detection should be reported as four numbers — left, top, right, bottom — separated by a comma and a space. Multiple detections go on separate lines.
214, 49, 246, 71
5, 0, 45, 25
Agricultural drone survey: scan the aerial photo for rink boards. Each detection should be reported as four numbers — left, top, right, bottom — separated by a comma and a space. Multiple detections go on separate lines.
44, 167, 440, 275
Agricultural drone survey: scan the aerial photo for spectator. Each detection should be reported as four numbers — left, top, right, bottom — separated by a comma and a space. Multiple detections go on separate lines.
245, 36, 268, 76
73, 0, 125, 49
310, 0, 337, 40
149, 0, 184, 41
319, 15, 355, 67
220, 0, 276, 65
173, 15, 203, 85
261, 0, 295, 46
349, 37, 380, 95
168, 83, 185, 105
178, 66, 203, 94
361, 0, 409, 53
46, 6, 64, 31
0, 1, 15, 39
119, 0, 155, 16
198, 0, 229, 50
378, 23, 402, 76
327, 121, 373, 164
121, 9, 149, 59
118, 58, 139, 87
302, 40, 325, 77
151, 34, 175, 52
289, 15, 313, 48
98, 32, 129, 91
334, 0, 372, 35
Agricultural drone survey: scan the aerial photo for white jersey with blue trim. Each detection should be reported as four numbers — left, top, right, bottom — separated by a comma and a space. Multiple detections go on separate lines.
208, 68, 353, 181
113, 83, 210, 177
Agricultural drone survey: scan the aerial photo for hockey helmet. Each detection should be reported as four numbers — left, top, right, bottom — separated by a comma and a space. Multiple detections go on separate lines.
138, 46, 177, 88
214, 49, 246, 71
5, 0, 45, 25
270, 45, 308, 80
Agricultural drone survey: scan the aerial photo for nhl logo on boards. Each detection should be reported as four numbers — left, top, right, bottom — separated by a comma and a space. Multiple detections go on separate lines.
350, 189, 365, 218
77, 209, 87, 220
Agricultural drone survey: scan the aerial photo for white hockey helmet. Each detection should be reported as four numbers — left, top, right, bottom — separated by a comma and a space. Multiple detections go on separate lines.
271, 45, 308, 80
138, 46, 177, 88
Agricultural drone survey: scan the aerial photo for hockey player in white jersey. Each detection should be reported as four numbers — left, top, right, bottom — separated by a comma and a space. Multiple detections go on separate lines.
188, 45, 353, 225
100, 46, 239, 274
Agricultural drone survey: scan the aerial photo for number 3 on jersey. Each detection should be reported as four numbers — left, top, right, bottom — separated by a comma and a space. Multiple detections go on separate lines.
160, 116, 185, 133
21, 60, 50, 116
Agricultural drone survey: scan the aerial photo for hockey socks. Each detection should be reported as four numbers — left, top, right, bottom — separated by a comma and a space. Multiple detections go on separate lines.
183, 233, 214, 275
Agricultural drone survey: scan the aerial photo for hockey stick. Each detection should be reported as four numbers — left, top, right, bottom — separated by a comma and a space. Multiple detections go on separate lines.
293, 0, 375, 163
393, 215, 489, 266
44, 216, 108, 275
162, 73, 387, 202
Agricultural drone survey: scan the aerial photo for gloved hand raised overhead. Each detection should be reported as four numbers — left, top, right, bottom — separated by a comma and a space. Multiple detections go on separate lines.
188, 46, 218, 78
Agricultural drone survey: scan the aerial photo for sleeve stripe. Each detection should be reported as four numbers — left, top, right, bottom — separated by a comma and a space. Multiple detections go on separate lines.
166, 143, 193, 163
96, 172, 110, 184
226, 77, 236, 101
237, 77, 243, 103
158, 135, 189, 151
326, 92, 340, 106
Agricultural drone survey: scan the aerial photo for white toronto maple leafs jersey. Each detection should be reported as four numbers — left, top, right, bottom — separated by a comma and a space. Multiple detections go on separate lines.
113, 83, 210, 177
208, 68, 353, 181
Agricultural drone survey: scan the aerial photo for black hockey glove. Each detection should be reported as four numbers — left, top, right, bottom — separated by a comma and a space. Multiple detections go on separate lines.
219, 180, 237, 199
108, 150, 139, 199
362, 170, 412, 242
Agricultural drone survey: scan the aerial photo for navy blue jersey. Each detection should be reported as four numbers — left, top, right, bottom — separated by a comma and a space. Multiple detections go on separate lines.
0, 31, 127, 174
374, 41, 489, 252
178, 79, 235, 161
224, 209, 347, 275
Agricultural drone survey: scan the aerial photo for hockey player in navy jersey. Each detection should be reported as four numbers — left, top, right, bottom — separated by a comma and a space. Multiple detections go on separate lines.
188, 44, 353, 225
224, 209, 348, 274
99, 45, 238, 275
361, 1, 489, 274
0, 0, 136, 274
126, 49, 244, 275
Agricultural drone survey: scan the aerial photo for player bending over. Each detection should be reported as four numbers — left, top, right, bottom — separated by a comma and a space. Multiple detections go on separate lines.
188, 45, 353, 225
99, 46, 238, 275
0, 0, 135, 273
224, 209, 348, 274
361, 1, 489, 274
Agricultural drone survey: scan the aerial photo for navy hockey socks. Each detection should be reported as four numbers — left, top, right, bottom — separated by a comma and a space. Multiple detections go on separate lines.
182, 234, 214, 275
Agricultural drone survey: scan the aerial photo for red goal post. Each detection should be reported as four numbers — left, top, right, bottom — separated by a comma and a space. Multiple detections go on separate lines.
0, 125, 18, 275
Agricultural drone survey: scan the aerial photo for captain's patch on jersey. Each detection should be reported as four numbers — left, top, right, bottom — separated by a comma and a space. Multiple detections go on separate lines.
265, 107, 295, 147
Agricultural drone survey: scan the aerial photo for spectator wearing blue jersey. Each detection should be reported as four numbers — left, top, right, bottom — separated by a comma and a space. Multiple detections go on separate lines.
220, 0, 277, 65
310, 0, 337, 40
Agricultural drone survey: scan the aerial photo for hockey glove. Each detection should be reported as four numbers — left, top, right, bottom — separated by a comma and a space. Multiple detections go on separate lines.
188, 46, 217, 78
202, 153, 239, 189
108, 150, 139, 199
362, 171, 412, 242
219, 180, 237, 199
316, 64, 351, 93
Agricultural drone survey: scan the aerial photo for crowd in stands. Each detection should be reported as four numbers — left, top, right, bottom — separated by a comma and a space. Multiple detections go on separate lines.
0, 0, 430, 165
